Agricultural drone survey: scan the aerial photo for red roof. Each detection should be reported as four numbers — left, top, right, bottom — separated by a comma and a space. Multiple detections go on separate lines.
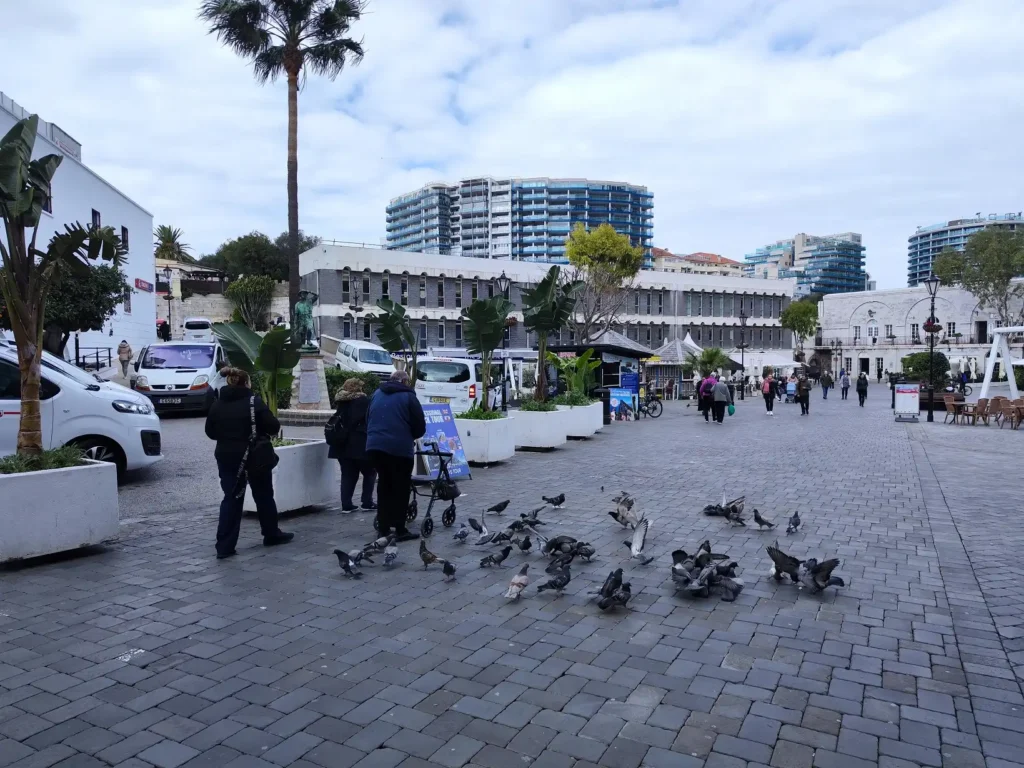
683, 252, 742, 266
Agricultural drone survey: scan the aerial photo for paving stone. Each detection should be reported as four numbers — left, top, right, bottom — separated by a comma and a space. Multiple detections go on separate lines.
429, 734, 484, 768
136, 740, 201, 768
770, 739, 814, 768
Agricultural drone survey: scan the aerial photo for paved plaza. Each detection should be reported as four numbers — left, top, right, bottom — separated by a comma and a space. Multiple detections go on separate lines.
1, 389, 1023, 768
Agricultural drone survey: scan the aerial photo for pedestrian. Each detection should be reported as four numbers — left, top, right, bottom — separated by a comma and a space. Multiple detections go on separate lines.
797, 374, 812, 415
327, 378, 377, 513
205, 367, 293, 559
841, 372, 851, 400
778, 372, 785, 401
856, 372, 869, 406
117, 339, 133, 378
877, 369, 882, 384
712, 376, 733, 423
761, 372, 776, 416
820, 371, 833, 400
367, 370, 426, 541
699, 374, 717, 423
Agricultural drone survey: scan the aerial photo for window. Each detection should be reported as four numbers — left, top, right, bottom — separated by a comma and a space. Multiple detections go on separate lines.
343, 320, 351, 338
416, 361, 470, 383
868, 325, 878, 338
123, 290, 131, 315
487, 282, 494, 298
419, 278, 426, 307
657, 326, 664, 342
341, 272, 350, 303
471, 281, 478, 300
455, 321, 463, 346
437, 279, 445, 308
844, 357, 852, 373
853, 326, 861, 341
381, 274, 389, 298
634, 292, 640, 314
362, 275, 370, 301
121, 226, 129, 249
455, 280, 462, 308
911, 323, 920, 342
438, 322, 445, 345
91, 209, 101, 228
363, 320, 371, 340
876, 357, 884, 374
401, 277, 409, 306
758, 328, 764, 345
419, 321, 427, 351
658, 291, 664, 315
645, 292, 651, 314
947, 322, 956, 336
884, 324, 893, 339
0, 360, 19, 398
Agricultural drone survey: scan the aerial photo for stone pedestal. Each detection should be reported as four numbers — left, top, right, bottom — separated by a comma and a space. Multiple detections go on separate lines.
292, 353, 332, 411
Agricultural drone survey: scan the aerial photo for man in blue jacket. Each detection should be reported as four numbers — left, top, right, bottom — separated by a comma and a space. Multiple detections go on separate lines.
367, 370, 426, 541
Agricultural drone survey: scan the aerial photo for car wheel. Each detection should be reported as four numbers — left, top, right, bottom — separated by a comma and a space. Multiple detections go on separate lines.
71, 437, 127, 479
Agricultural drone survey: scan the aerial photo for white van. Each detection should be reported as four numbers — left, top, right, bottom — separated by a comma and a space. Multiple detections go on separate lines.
0, 345, 163, 476
133, 341, 228, 415
182, 317, 215, 342
415, 356, 504, 414
335, 340, 395, 379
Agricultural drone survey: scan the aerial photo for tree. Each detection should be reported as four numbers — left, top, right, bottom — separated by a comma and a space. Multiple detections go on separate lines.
0, 116, 126, 455
519, 266, 582, 401
225, 274, 276, 330
274, 229, 320, 268
204, 231, 288, 281
780, 300, 818, 353
901, 351, 951, 388
564, 223, 644, 343
461, 296, 513, 411
35, 267, 130, 355
199, 0, 365, 318
153, 225, 195, 263
933, 229, 1024, 328
370, 298, 418, 381
685, 348, 733, 377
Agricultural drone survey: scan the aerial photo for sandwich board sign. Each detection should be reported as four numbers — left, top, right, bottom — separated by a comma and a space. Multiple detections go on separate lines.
894, 382, 920, 422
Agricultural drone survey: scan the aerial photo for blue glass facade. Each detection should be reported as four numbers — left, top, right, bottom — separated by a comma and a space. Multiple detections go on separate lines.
907, 214, 1023, 286
799, 238, 866, 295
385, 184, 454, 254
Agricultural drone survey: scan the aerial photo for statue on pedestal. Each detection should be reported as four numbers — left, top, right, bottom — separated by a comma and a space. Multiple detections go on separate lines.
294, 290, 319, 351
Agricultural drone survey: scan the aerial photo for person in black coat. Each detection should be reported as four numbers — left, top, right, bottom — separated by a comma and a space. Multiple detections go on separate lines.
327, 378, 377, 513
205, 367, 293, 559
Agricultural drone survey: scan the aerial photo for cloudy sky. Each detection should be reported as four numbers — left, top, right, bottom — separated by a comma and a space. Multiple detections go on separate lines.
4, 0, 1022, 288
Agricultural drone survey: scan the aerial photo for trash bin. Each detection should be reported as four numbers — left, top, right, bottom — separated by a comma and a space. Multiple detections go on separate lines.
595, 388, 612, 425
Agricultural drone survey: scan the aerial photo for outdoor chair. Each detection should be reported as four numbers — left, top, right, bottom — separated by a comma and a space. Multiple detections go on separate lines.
998, 403, 1021, 430
942, 394, 959, 424
990, 397, 1007, 425
973, 398, 990, 426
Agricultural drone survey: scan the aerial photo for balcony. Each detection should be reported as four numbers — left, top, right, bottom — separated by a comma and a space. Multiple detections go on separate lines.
814, 334, 995, 348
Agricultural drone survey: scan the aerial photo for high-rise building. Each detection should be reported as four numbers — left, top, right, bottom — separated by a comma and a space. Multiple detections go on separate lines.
744, 232, 865, 296
907, 213, 1023, 286
385, 177, 654, 265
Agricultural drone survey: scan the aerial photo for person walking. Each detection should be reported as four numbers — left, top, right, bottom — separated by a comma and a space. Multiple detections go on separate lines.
820, 371, 833, 400
840, 372, 851, 400
711, 376, 733, 424
327, 378, 377, 513
699, 374, 717, 423
367, 370, 425, 541
117, 339, 133, 378
797, 374, 812, 415
762, 373, 776, 416
856, 372, 869, 406
205, 367, 293, 559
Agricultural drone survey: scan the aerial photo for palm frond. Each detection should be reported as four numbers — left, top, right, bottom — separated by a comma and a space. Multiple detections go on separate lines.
313, 0, 365, 41
198, 0, 272, 57
253, 45, 288, 83
304, 39, 363, 77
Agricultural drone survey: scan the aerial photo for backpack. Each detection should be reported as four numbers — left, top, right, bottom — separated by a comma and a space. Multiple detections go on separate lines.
762, 379, 771, 394
324, 411, 348, 447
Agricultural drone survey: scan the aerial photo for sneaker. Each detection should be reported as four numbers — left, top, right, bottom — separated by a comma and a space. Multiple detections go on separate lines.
360, 502, 378, 511
263, 531, 295, 547
340, 506, 358, 514
395, 529, 420, 542
216, 549, 236, 560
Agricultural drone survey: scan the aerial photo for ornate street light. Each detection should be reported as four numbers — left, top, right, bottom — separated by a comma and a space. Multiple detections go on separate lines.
738, 309, 747, 400
494, 271, 513, 411
924, 275, 941, 422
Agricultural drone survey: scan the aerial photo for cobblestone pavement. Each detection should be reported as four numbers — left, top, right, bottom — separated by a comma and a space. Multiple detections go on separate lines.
2, 391, 1023, 768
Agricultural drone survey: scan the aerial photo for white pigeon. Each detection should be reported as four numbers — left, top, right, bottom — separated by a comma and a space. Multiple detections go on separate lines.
504, 564, 530, 601
623, 518, 654, 565
383, 537, 398, 567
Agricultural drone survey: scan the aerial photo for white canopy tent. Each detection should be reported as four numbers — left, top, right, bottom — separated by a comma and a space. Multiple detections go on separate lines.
979, 326, 1024, 400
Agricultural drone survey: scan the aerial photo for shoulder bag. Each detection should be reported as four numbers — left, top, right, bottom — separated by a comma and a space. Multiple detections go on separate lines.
234, 395, 279, 498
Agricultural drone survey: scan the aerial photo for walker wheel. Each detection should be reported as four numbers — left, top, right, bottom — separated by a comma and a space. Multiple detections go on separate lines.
442, 507, 456, 527
422, 516, 434, 537
406, 499, 418, 523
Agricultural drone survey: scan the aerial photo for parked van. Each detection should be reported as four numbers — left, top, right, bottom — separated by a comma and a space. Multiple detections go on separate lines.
132, 341, 228, 415
0, 345, 163, 476
414, 356, 505, 414
182, 317, 215, 342
334, 340, 395, 379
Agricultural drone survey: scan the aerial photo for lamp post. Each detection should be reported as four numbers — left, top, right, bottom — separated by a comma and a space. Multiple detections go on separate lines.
924, 275, 941, 423
162, 266, 173, 340
494, 271, 512, 412
738, 309, 747, 400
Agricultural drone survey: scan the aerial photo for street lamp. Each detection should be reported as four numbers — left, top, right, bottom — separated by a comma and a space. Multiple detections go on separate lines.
924, 274, 941, 422
494, 271, 513, 411
831, 338, 843, 374
162, 266, 173, 340
738, 309, 747, 400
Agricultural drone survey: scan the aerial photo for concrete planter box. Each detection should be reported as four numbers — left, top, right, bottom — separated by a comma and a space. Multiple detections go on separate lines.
244, 438, 335, 513
455, 414, 515, 464
556, 402, 603, 438
0, 460, 118, 562
514, 408, 568, 450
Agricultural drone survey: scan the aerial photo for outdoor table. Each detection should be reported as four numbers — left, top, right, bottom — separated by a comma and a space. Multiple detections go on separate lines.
958, 402, 977, 425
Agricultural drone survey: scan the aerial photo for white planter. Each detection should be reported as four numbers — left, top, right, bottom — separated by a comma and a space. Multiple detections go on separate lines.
556, 402, 603, 438
455, 414, 516, 464
244, 438, 335, 513
514, 408, 568, 449
0, 460, 118, 562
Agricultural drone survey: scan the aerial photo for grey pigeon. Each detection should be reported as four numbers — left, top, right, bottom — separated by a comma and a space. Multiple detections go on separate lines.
785, 511, 801, 535
753, 509, 775, 530
347, 548, 370, 566
542, 493, 565, 508
441, 560, 457, 581
468, 517, 486, 534
542, 535, 577, 556
798, 558, 845, 593
420, 539, 439, 569
504, 564, 530, 600
671, 549, 693, 588
623, 518, 654, 565
537, 566, 571, 595
517, 535, 532, 554
718, 577, 745, 602
480, 546, 512, 567
598, 582, 631, 611
725, 506, 746, 527
486, 500, 511, 515
453, 523, 469, 543
575, 542, 596, 561
383, 537, 398, 567
333, 549, 362, 578
593, 568, 622, 600
546, 551, 576, 574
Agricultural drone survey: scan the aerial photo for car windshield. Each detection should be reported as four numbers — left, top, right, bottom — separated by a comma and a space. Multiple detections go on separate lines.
359, 349, 393, 365
184, 321, 211, 330
417, 362, 470, 383
142, 345, 214, 369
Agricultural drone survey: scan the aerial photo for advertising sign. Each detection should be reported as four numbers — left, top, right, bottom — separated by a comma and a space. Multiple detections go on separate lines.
416, 404, 471, 479
609, 387, 638, 421
621, 372, 640, 392
134, 278, 154, 293
894, 382, 920, 422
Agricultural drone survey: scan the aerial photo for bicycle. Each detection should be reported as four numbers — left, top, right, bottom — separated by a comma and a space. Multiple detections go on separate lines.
373, 441, 459, 532
637, 391, 663, 418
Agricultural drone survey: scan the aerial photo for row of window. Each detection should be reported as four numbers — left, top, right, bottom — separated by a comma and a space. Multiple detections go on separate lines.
342, 275, 503, 309
851, 322, 956, 341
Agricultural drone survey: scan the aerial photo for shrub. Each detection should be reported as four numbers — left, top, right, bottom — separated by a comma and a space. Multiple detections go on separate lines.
552, 391, 592, 407
225, 274, 275, 330
519, 395, 557, 412
456, 404, 505, 420
901, 351, 951, 387
0, 445, 85, 475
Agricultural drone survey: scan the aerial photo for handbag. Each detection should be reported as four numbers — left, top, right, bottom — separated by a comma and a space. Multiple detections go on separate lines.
727, 404, 736, 416
235, 395, 279, 498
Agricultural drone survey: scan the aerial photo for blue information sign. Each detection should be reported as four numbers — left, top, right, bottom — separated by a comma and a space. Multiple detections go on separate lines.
417, 404, 471, 479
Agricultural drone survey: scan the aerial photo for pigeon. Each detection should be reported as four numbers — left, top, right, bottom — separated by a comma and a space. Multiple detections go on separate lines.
480, 546, 513, 567
420, 508, 434, 538
609, 501, 642, 529
383, 537, 398, 567
753, 509, 775, 530
536, 566, 571, 595
420, 539, 439, 569
623, 517, 653, 565
347, 548, 370, 566
593, 568, 623, 600
542, 493, 566, 508
684, 564, 715, 598
480, 528, 515, 546
453, 523, 470, 543
441, 560, 457, 581
486, 500, 511, 515
468, 517, 486, 535
333, 549, 362, 578
575, 542, 596, 561
546, 551, 576, 574
766, 542, 800, 582
785, 511, 801, 535
504, 564, 530, 600
517, 535, 532, 554
598, 582, 632, 611
542, 535, 578, 556
671, 549, 694, 588
718, 576, 745, 602
699, 540, 729, 561
798, 558, 845, 593
725, 506, 747, 527
364, 536, 389, 554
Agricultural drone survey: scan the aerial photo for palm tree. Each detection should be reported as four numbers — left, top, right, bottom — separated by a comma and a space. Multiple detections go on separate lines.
153, 225, 194, 263
520, 266, 583, 401
199, 0, 365, 317
685, 348, 733, 378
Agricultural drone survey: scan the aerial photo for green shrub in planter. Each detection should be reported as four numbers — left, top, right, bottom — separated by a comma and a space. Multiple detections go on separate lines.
0, 445, 85, 475
457, 405, 505, 420
552, 391, 592, 407
519, 395, 557, 412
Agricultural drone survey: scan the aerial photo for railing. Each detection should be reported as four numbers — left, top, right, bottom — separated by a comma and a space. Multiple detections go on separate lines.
814, 334, 1006, 347
76, 347, 112, 371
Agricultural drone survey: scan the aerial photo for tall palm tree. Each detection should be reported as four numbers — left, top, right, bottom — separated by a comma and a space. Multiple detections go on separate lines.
153, 225, 194, 263
199, 0, 365, 317
685, 348, 733, 378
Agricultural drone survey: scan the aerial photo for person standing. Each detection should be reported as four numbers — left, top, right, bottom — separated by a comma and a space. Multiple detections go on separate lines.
841, 372, 851, 400
856, 372, 869, 406
327, 378, 377, 513
797, 374, 812, 415
711, 376, 733, 424
762, 373, 776, 416
117, 339, 133, 378
820, 371, 833, 400
205, 367, 293, 559
367, 370, 426, 541
699, 374, 717, 423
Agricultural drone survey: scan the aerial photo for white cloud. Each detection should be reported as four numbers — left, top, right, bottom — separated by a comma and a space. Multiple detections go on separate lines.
3, 0, 1022, 287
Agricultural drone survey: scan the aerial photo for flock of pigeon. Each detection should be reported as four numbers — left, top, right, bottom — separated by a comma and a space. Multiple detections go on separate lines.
332, 488, 845, 608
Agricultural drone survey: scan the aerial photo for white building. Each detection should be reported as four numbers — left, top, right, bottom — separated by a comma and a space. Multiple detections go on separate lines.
813, 282, 1024, 380
0, 92, 154, 364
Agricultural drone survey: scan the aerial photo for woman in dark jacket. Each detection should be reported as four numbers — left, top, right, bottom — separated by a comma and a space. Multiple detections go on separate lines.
366, 370, 426, 541
327, 378, 377, 513
205, 367, 293, 559
856, 372, 869, 406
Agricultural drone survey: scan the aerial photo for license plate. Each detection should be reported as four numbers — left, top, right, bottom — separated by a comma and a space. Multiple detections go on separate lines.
159, 398, 182, 405
429, 397, 450, 404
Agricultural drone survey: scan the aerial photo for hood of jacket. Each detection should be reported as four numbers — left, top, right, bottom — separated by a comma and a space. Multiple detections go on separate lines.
378, 380, 416, 396
218, 384, 253, 403
336, 390, 366, 402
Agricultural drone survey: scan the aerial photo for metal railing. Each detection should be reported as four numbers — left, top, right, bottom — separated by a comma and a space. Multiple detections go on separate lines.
76, 347, 112, 371
814, 334, 1009, 348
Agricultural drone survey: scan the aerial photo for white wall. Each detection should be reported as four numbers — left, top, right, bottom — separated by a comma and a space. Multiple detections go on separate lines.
0, 97, 154, 363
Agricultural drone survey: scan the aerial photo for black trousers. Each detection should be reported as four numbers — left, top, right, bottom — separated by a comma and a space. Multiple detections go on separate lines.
339, 458, 376, 510
701, 395, 712, 421
841, 387, 849, 400
712, 401, 726, 423
858, 391, 867, 406
763, 393, 774, 412
216, 456, 280, 556
800, 395, 810, 415
368, 450, 413, 535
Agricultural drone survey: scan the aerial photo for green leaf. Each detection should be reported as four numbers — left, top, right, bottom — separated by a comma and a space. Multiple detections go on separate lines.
212, 321, 260, 374
256, 326, 300, 372
0, 116, 38, 200
461, 297, 512, 356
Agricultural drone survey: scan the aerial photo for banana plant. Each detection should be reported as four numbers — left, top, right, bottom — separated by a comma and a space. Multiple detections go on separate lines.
461, 296, 513, 411
519, 266, 583, 401
213, 322, 301, 415
368, 297, 416, 380
547, 347, 600, 396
